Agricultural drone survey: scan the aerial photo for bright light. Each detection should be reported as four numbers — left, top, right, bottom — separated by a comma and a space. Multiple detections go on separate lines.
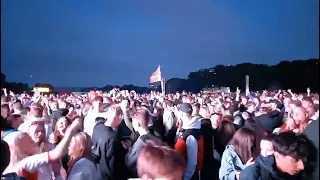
33, 87, 50, 92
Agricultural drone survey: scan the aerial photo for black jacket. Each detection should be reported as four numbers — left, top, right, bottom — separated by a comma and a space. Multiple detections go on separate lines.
303, 120, 319, 180
255, 114, 282, 134
268, 110, 284, 125
240, 155, 303, 180
91, 119, 128, 180
125, 133, 159, 178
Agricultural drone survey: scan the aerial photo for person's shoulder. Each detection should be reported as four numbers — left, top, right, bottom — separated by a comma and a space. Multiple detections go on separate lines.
69, 158, 97, 178
92, 125, 116, 140
239, 163, 260, 180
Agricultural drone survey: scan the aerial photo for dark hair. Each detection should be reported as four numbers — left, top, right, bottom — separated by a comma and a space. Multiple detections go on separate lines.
53, 116, 72, 145
95, 117, 106, 123
218, 121, 236, 149
7, 114, 22, 127
262, 133, 275, 142
243, 118, 257, 131
192, 103, 201, 109
0, 140, 10, 175
0, 116, 13, 131
273, 131, 310, 160
229, 128, 256, 164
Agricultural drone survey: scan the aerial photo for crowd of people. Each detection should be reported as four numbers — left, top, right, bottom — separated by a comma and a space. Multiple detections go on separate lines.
0, 87, 319, 180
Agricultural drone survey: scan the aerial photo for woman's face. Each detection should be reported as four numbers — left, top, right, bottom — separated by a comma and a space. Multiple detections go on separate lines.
210, 114, 221, 129
260, 140, 274, 157
28, 122, 45, 145
57, 118, 69, 135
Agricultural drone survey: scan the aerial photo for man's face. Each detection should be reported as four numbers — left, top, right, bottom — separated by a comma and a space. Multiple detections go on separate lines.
292, 108, 307, 123
260, 140, 274, 157
270, 102, 277, 110
302, 100, 312, 109
247, 105, 256, 113
275, 152, 305, 175
241, 97, 248, 105
283, 98, 291, 107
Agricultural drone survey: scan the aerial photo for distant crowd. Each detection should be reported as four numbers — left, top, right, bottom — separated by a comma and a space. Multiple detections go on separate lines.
0, 87, 319, 180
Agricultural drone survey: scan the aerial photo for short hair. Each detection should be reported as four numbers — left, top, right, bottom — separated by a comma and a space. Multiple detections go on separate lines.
192, 103, 201, 109
303, 97, 313, 103
131, 109, 151, 130
137, 140, 186, 179
273, 131, 310, 160
262, 133, 275, 142
290, 100, 302, 107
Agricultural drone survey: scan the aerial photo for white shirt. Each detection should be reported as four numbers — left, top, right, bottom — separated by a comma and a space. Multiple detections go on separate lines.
83, 111, 108, 137
4, 152, 62, 180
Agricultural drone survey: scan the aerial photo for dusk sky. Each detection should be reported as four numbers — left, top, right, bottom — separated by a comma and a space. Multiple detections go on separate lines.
1, 0, 319, 87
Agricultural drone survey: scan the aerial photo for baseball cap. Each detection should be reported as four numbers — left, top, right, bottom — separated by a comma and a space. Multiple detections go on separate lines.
178, 103, 193, 115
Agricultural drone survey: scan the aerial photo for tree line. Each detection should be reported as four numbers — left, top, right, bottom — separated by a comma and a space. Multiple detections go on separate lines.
166, 59, 319, 93
2, 59, 318, 94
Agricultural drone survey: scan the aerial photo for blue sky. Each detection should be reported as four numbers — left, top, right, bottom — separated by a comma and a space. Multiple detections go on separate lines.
1, 0, 319, 87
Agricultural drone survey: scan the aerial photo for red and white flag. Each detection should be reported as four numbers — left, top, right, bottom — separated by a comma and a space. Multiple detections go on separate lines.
150, 65, 162, 83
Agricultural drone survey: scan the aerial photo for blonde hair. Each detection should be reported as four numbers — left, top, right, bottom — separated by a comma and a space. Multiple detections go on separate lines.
162, 110, 176, 136
68, 132, 93, 169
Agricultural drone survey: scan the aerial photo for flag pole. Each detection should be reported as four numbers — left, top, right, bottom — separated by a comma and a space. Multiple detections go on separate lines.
161, 78, 165, 95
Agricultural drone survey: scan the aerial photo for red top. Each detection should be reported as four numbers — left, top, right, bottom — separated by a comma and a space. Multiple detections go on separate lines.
174, 136, 204, 172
